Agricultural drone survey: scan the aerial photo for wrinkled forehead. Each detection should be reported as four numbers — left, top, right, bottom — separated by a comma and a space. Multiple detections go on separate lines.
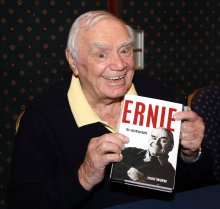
151, 128, 169, 139
79, 16, 127, 37
78, 18, 132, 50
80, 13, 123, 29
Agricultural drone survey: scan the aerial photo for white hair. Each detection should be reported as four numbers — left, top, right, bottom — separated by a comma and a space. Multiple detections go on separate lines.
66, 10, 134, 61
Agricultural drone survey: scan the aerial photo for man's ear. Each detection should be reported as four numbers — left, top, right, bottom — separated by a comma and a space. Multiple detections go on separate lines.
65, 49, 79, 76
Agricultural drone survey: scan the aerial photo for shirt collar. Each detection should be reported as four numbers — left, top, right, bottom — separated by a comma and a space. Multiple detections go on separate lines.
67, 75, 137, 131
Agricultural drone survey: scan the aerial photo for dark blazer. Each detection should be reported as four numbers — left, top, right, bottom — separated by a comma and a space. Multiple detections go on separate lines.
8, 71, 214, 209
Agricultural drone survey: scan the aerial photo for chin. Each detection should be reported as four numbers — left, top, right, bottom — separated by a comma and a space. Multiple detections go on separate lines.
105, 88, 128, 99
113, 91, 127, 99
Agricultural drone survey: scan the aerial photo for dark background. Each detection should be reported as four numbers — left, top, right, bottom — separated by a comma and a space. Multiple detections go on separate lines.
0, 1, 219, 208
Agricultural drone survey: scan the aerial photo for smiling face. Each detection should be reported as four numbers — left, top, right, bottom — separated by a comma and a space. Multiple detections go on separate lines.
67, 17, 135, 103
148, 128, 174, 156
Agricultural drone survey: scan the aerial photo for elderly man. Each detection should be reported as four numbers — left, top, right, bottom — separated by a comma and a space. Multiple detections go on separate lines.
8, 10, 213, 209
112, 127, 176, 188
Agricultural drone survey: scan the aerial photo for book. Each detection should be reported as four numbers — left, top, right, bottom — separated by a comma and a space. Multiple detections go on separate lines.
110, 94, 183, 192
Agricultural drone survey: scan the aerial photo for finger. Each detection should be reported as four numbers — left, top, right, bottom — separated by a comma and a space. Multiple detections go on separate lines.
174, 111, 199, 122
180, 130, 198, 141
181, 129, 204, 142
181, 119, 204, 132
88, 137, 125, 165
93, 133, 129, 151
104, 152, 123, 164
91, 151, 122, 168
180, 132, 202, 150
101, 141, 123, 155
108, 133, 130, 149
181, 122, 199, 133
180, 139, 200, 151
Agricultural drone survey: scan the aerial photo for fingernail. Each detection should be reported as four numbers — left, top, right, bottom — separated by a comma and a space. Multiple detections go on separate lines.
173, 115, 179, 120
120, 154, 123, 160
125, 136, 130, 142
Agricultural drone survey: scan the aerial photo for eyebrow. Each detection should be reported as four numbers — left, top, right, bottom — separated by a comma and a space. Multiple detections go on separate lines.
160, 137, 168, 140
121, 39, 133, 47
89, 39, 133, 52
89, 43, 110, 52
151, 135, 168, 140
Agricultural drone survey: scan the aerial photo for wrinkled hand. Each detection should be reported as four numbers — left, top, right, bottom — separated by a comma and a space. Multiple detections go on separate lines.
174, 110, 205, 156
78, 133, 129, 191
127, 167, 144, 181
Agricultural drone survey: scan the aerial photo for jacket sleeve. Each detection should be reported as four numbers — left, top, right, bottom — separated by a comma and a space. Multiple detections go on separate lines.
7, 105, 92, 209
175, 146, 215, 191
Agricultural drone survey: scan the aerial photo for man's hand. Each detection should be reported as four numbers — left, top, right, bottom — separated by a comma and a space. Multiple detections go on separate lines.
174, 110, 205, 161
78, 133, 129, 190
127, 167, 144, 181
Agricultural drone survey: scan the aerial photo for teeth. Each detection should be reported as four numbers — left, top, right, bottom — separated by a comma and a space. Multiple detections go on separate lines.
104, 75, 126, 80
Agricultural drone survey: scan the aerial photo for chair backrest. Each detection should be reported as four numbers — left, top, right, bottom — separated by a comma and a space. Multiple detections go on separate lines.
188, 85, 220, 182
15, 111, 25, 133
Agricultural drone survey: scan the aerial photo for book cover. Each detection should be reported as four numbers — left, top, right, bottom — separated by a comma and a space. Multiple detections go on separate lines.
110, 94, 183, 192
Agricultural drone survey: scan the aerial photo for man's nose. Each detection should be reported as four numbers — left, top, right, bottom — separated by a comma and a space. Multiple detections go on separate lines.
110, 52, 127, 70
155, 138, 161, 145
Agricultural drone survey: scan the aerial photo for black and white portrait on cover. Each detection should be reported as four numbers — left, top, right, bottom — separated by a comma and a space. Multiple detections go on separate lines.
112, 127, 175, 188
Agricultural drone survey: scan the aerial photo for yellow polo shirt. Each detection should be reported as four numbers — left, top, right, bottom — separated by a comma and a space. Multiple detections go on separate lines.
67, 75, 137, 132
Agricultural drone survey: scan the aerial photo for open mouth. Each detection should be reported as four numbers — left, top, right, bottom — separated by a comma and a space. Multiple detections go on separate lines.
103, 74, 126, 81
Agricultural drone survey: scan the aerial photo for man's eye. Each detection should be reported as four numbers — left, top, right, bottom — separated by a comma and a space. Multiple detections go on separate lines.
120, 46, 133, 56
162, 139, 168, 144
97, 52, 106, 60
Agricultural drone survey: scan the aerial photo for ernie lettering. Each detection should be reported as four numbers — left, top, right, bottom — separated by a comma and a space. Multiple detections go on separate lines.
121, 99, 177, 132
